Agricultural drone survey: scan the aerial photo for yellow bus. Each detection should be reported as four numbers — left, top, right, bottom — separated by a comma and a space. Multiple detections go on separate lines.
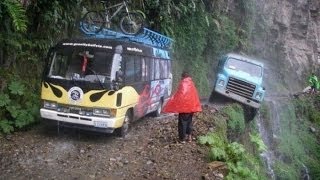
40, 37, 172, 137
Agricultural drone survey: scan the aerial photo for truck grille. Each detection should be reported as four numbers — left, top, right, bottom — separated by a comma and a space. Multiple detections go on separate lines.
226, 77, 255, 99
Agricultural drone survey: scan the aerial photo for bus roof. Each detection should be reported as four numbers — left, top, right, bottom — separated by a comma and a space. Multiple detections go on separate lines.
54, 38, 171, 59
79, 22, 173, 49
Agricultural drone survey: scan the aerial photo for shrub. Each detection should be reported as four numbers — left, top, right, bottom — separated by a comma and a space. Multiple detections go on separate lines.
0, 79, 39, 134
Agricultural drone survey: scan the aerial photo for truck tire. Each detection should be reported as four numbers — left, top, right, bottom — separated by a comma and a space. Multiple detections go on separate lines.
244, 105, 258, 121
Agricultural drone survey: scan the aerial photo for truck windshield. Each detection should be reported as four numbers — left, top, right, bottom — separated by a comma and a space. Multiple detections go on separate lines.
48, 48, 113, 83
226, 58, 262, 77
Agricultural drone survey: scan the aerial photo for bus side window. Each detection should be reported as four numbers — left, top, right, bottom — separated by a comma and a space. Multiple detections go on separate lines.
154, 59, 160, 80
142, 57, 149, 81
124, 55, 135, 83
150, 58, 154, 81
134, 56, 142, 82
160, 60, 168, 79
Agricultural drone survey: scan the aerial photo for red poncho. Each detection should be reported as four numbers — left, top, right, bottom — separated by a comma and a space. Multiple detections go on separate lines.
163, 77, 202, 113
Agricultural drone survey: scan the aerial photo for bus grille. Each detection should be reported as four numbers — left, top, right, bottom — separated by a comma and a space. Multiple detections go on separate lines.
226, 77, 255, 99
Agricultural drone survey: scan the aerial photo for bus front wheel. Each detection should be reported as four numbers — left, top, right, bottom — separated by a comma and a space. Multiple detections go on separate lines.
115, 111, 132, 138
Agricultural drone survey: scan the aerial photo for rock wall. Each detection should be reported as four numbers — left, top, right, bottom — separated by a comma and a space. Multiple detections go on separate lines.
249, 0, 320, 93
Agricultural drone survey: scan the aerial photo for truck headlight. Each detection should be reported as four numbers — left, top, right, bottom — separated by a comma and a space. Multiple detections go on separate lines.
93, 108, 116, 117
43, 101, 57, 110
255, 92, 262, 99
218, 80, 225, 86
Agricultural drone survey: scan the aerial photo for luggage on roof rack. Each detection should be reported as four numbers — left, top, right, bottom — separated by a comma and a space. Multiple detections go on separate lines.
79, 22, 173, 49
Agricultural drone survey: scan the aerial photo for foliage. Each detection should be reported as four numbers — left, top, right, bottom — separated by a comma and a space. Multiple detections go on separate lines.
142, 0, 252, 96
222, 103, 245, 133
0, 0, 256, 133
249, 132, 267, 153
1, 0, 27, 32
272, 100, 320, 179
0, 0, 84, 133
294, 95, 320, 124
273, 161, 298, 180
198, 132, 266, 179
0, 79, 39, 134
259, 102, 270, 121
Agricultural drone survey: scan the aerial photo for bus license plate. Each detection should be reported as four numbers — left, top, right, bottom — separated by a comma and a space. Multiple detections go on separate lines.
94, 121, 108, 128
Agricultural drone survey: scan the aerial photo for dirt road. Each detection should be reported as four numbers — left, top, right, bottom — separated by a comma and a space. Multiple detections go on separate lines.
0, 105, 225, 180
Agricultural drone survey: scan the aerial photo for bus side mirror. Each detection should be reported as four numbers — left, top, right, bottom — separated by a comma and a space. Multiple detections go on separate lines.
116, 70, 123, 83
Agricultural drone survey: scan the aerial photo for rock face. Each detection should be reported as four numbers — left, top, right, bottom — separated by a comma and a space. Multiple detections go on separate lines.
250, 0, 320, 93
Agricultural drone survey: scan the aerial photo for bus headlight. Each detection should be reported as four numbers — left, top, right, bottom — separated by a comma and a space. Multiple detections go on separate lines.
93, 108, 116, 117
218, 80, 225, 86
255, 92, 262, 100
43, 101, 57, 110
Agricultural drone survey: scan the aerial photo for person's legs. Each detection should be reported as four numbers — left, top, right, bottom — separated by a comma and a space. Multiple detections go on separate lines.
311, 85, 316, 94
178, 113, 187, 141
186, 113, 194, 142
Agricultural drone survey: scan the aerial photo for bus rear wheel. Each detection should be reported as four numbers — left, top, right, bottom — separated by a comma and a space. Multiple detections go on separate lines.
153, 100, 163, 117
115, 111, 131, 138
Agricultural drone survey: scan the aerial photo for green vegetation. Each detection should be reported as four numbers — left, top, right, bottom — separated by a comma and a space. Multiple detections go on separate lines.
0, 0, 83, 134
142, 0, 253, 95
270, 97, 320, 179
0, 0, 254, 133
0, 80, 39, 133
222, 103, 245, 133
199, 105, 267, 179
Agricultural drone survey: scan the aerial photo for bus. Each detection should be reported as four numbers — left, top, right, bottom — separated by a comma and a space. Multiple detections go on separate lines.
40, 37, 172, 137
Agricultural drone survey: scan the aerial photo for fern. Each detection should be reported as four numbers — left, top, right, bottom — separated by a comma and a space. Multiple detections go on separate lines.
0, 93, 11, 107
209, 147, 227, 161
0, 119, 14, 134
226, 142, 246, 162
8, 81, 25, 95
0, 78, 39, 134
249, 133, 267, 152
2, 0, 27, 32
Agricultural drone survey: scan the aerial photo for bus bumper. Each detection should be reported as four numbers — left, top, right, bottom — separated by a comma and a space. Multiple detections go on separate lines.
40, 108, 124, 133
214, 88, 261, 109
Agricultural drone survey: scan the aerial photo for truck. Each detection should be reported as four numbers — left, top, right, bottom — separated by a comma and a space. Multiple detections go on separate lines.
211, 53, 265, 118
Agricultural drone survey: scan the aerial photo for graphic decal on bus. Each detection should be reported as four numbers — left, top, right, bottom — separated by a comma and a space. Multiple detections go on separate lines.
68, 86, 84, 103
44, 82, 63, 98
135, 79, 172, 117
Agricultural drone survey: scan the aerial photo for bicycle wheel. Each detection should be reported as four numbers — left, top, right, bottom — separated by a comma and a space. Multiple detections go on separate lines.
120, 12, 145, 35
81, 11, 104, 33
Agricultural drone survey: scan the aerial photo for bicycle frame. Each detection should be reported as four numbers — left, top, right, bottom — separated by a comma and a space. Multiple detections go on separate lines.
102, 0, 130, 22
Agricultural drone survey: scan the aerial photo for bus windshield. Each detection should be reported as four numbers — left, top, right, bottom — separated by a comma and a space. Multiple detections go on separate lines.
48, 48, 114, 83
226, 58, 262, 77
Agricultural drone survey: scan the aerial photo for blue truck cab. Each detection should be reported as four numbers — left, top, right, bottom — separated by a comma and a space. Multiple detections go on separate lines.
213, 53, 265, 109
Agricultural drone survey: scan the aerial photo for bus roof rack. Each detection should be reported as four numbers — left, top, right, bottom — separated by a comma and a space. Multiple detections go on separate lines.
79, 22, 173, 49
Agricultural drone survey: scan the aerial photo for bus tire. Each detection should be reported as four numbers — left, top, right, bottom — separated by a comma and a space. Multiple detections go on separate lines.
115, 111, 132, 138
153, 100, 163, 117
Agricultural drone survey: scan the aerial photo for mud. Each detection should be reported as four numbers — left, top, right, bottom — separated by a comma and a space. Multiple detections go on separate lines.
0, 105, 225, 180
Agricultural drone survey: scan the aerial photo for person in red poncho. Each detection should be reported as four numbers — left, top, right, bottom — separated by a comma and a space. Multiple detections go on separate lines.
162, 71, 202, 143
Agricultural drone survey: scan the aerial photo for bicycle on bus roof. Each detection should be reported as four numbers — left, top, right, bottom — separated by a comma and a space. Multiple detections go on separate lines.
81, 0, 145, 35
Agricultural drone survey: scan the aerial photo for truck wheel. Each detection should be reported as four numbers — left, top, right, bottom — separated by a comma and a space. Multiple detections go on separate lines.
244, 105, 258, 121
209, 91, 226, 103
115, 111, 132, 138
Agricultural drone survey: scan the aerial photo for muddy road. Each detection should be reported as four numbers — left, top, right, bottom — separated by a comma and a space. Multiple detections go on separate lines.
0, 105, 225, 180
